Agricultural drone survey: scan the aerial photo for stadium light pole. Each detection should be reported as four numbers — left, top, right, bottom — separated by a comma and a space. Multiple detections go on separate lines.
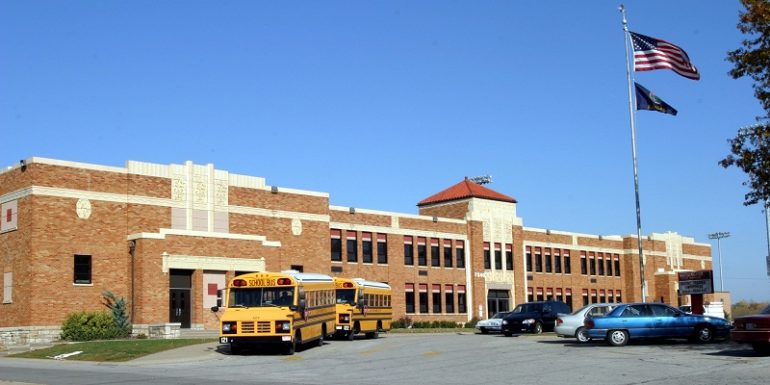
708, 232, 730, 292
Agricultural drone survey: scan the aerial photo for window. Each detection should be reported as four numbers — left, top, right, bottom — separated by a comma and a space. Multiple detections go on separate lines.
614, 255, 621, 276
616, 290, 622, 303
445, 284, 454, 313
580, 253, 587, 275
3, 271, 11, 303
405, 284, 415, 313
417, 237, 427, 266
456, 241, 465, 268
74, 254, 92, 284
554, 250, 562, 273
546, 288, 553, 301
545, 249, 552, 273
527, 288, 534, 302
526, 247, 532, 272
362, 232, 373, 263
536, 288, 544, 301
582, 289, 589, 306
606, 257, 613, 276
346, 231, 358, 262
608, 290, 615, 303
377, 234, 388, 264
432, 285, 442, 313
419, 284, 429, 314
556, 288, 563, 302
458, 285, 467, 313
330, 230, 342, 261
290, 265, 303, 272
494, 243, 502, 270
431, 238, 440, 267
487, 289, 510, 314
589, 253, 596, 275
444, 240, 453, 268
565, 290, 573, 311
564, 251, 571, 274
598, 254, 605, 275
535, 248, 543, 272
404, 236, 414, 265
599, 290, 606, 303
505, 244, 513, 270
591, 290, 597, 304
483, 242, 491, 269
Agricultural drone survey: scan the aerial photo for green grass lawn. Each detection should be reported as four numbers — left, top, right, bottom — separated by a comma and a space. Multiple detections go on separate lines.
10, 338, 216, 362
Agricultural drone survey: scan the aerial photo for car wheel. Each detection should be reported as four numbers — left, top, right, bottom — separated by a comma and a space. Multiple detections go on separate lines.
503, 331, 512, 337
480, 328, 489, 334
533, 322, 543, 334
693, 325, 714, 343
752, 343, 770, 356
607, 329, 628, 346
576, 327, 591, 343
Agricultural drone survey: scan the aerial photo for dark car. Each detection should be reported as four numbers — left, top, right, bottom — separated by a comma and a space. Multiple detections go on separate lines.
501, 300, 571, 336
584, 302, 732, 346
731, 304, 770, 355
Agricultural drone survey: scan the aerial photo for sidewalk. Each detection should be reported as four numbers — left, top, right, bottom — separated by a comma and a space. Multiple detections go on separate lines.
124, 341, 223, 365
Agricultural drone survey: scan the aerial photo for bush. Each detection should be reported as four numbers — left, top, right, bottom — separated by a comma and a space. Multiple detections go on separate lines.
61, 311, 124, 341
102, 291, 131, 338
464, 317, 480, 329
392, 316, 413, 329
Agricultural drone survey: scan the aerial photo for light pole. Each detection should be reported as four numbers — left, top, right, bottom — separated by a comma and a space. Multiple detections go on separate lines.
708, 232, 730, 292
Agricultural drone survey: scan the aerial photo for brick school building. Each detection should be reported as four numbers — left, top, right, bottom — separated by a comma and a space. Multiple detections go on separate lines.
0, 158, 715, 346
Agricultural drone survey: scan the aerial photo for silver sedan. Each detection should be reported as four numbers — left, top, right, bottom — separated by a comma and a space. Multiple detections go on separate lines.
555, 303, 617, 343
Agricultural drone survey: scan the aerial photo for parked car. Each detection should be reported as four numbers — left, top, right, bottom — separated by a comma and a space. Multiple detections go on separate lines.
555, 303, 617, 343
476, 312, 509, 334
501, 300, 571, 336
731, 304, 770, 355
584, 302, 732, 346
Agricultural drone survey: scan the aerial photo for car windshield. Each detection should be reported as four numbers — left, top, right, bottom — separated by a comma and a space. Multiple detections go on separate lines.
571, 304, 593, 315
228, 287, 295, 307
760, 305, 770, 315
492, 312, 508, 319
511, 304, 542, 313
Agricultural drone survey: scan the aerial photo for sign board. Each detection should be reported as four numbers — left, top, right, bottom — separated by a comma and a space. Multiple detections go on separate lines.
677, 270, 714, 295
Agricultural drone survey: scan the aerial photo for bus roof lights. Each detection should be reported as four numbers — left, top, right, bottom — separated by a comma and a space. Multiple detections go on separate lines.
233, 279, 247, 287
277, 278, 292, 285
343, 282, 354, 288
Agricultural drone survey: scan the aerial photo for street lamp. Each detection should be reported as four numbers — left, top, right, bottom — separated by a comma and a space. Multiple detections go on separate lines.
708, 232, 730, 292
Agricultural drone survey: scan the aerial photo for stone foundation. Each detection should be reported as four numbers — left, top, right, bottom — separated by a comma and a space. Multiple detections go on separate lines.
0, 326, 61, 351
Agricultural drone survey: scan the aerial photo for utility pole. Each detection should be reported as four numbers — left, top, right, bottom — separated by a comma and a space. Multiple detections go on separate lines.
708, 232, 730, 292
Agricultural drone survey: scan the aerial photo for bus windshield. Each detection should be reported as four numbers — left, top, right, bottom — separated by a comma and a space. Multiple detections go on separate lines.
228, 287, 295, 308
335, 289, 356, 305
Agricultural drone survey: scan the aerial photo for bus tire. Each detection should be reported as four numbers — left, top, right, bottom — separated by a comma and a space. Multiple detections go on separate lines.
348, 323, 359, 340
230, 343, 243, 355
285, 331, 300, 355
317, 326, 326, 347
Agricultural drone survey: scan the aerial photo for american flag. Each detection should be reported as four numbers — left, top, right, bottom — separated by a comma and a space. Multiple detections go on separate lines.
630, 31, 699, 80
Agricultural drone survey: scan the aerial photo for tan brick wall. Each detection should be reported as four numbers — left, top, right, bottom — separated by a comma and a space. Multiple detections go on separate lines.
418, 201, 469, 220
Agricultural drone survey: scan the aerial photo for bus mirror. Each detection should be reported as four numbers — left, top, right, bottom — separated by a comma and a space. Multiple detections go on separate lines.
216, 298, 222, 308
210, 306, 219, 313
289, 305, 298, 311
357, 298, 365, 308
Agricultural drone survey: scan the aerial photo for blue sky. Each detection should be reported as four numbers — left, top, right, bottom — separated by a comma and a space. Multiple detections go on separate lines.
2, 1, 768, 303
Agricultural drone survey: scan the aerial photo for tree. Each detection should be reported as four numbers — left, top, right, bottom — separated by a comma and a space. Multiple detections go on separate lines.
721, 0, 770, 206
103, 290, 132, 337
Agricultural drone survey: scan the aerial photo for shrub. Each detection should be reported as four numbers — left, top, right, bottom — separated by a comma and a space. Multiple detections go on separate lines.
61, 311, 123, 341
392, 316, 413, 329
102, 291, 131, 338
464, 317, 480, 329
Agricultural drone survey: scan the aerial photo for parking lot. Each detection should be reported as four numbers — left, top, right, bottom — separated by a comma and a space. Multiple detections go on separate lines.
1, 332, 769, 385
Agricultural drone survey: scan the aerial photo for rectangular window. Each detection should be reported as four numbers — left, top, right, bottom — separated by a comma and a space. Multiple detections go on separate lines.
458, 285, 467, 313
483, 242, 491, 269
564, 251, 571, 274
598, 254, 605, 275
505, 244, 513, 270
74, 254, 92, 284
456, 241, 465, 268
554, 249, 562, 273
432, 284, 442, 313
330, 229, 342, 261
614, 255, 621, 276
419, 284, 429, 314
362, 232, 373, 263
527, 288, 534, 302
556, 288, 563, 302
2, 271, 11, 303
546, 288, 553, 301
444, 240, 453, 268
580, 253, 587, 275
417, 237, 427, 266
616, 290, 622, 303
545, 249, 552, 273
589, 253, 596, 275
591, 290, 597, 304
494, 243, 502, 270
566, 289, 573, 311
405, 284, 415, 313
526, 247, 533, 272
347, 231, 358, 263
606, 257, 613, 276
536, 287, 544, 302
404, 236, 414, 265
608, 290, 614, 303
535, 248, 543, 272
377, 234, 388, 264
599, 290, 606, 303
582, 289, 589, 306
445, 284, 454, 313
431, 238, 440, 267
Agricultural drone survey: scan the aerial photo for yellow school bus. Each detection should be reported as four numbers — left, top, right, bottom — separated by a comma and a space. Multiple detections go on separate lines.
333, 277, 392, 339
213, 271, 335, 355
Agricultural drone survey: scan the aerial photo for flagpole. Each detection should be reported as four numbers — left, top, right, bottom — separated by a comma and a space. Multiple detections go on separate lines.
620, 4, 647, 302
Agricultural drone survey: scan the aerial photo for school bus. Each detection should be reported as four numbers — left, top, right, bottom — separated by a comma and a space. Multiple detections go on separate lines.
333, 277, 392, 339
212, 270, 336, 355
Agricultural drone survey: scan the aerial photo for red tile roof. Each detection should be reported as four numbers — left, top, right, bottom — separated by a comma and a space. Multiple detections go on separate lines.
417, 178, 517, 206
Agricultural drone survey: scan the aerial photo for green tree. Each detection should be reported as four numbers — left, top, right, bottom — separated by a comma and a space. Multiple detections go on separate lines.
103, 290, 131, 337
721, 0, 770, 206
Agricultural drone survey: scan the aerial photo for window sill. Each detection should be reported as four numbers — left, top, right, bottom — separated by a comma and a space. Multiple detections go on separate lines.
73, 283, 94, 287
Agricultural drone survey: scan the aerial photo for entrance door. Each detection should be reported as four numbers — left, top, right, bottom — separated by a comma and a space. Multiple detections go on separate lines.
486, 290, 510, 316
169, 269, 193, 328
